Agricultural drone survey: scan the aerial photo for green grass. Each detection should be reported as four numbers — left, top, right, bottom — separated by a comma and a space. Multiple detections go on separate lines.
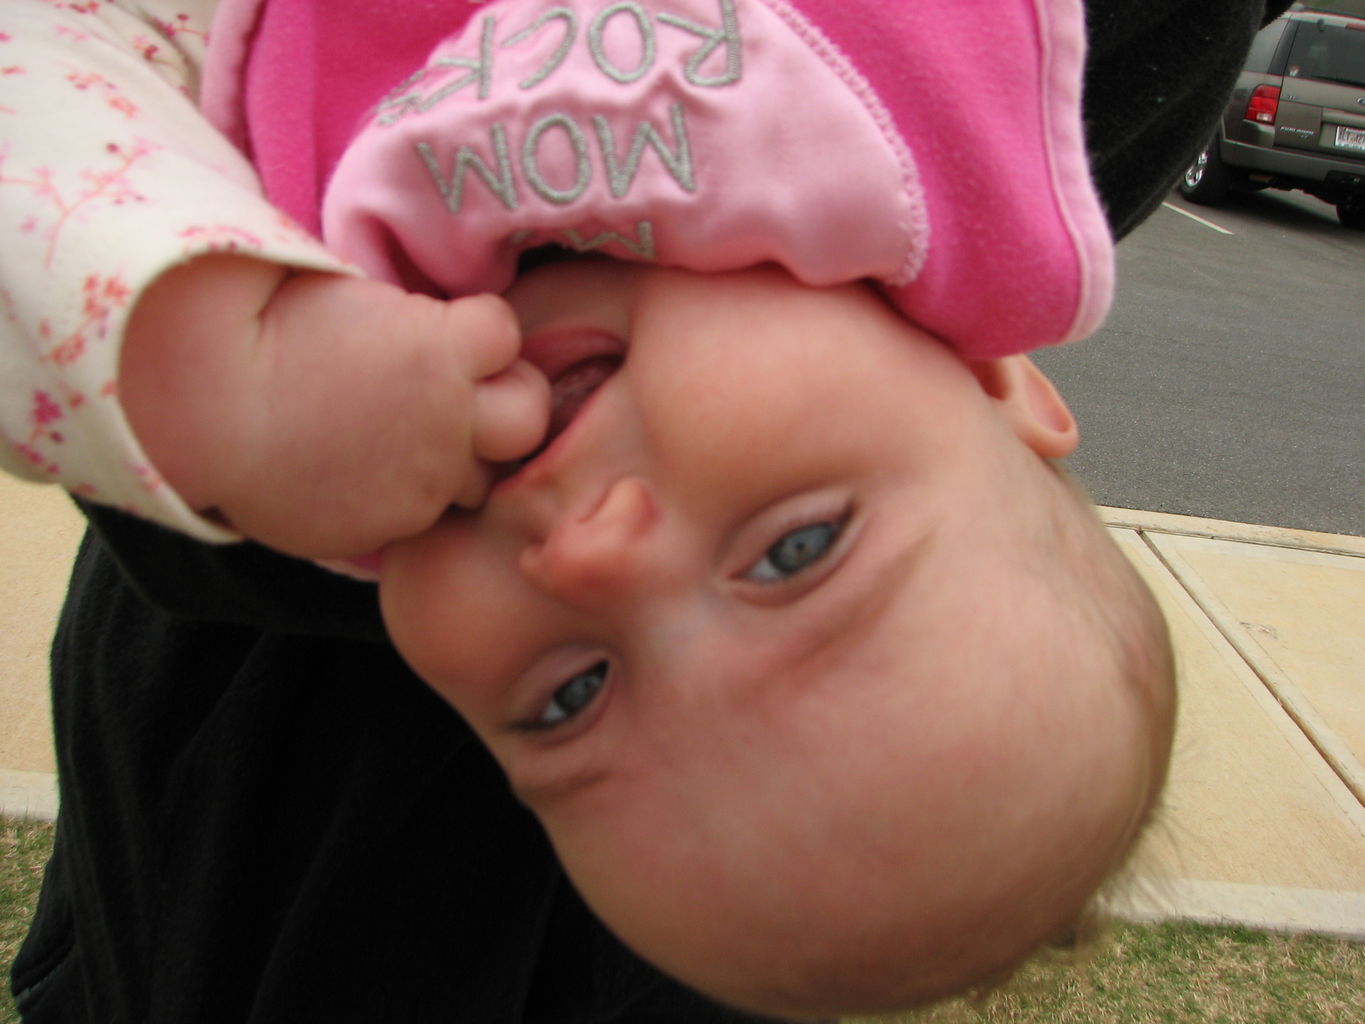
2, 816, 1363, 1024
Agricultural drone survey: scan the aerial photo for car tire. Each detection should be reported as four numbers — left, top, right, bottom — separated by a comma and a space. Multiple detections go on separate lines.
1336, 197, 1365, 230
1179, 138, 1230, 206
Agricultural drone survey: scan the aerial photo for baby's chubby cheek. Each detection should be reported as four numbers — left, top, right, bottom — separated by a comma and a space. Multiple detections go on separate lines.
377, 521, 477, 701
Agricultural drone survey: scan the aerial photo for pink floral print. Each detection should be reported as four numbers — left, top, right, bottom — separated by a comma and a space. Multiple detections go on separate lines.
1, 0, 347, 538
1, 139, 154, 266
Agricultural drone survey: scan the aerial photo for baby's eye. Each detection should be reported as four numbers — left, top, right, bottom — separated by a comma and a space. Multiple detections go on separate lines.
537, 661, 608, 728
744, 521, 842, 583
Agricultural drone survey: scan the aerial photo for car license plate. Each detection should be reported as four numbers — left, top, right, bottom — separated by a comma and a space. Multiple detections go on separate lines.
1336, 124, 1365, 152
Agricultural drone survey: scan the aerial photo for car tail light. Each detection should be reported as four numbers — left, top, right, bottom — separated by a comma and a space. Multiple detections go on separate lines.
1244, 84, 1281, 124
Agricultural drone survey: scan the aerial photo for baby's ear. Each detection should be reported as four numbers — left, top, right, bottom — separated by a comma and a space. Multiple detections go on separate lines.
966, 356, 1078, 459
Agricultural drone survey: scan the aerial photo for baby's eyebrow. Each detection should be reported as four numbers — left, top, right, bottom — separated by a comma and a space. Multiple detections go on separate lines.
510, 760, 614, 807
768, 526, 934, 673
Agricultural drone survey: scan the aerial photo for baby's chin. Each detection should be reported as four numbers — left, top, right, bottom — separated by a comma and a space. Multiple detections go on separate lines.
561, 812, 1125, 1020
563, 851, 1050, 1020
537, 697, 1155, 1017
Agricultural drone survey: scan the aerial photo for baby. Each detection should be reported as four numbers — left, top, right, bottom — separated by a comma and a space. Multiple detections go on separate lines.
123, 247, 1175, 1018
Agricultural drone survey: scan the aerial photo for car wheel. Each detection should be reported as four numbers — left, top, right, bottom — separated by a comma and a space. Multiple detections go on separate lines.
1178, 138, 1230, 206
1336, 197, 1365, 230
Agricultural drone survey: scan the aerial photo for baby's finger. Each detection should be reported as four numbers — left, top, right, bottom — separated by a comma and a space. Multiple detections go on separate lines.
471, 358, 552, 463
449, 460, 493, 510
444, 293, 522, 379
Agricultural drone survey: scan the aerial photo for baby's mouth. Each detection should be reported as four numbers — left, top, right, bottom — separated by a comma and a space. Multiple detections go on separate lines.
497, 353, 622, 480
545, 355, 620, 445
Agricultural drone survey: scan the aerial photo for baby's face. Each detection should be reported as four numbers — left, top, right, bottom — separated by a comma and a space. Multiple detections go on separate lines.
381, 261, 1159, 1016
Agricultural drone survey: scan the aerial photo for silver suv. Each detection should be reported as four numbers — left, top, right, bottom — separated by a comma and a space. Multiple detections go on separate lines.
1179, 5, 1365, 228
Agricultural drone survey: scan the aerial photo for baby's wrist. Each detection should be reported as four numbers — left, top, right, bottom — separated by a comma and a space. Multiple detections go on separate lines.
128, 253, 293, 338
120, 254, 294, 513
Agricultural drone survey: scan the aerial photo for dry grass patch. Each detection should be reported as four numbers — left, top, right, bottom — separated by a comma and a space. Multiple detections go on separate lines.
1, 817, 52, 1024
864, 920, 1365, 1024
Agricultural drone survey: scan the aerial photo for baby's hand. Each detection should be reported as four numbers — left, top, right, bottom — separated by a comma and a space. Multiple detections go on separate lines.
121, 254, 549, 559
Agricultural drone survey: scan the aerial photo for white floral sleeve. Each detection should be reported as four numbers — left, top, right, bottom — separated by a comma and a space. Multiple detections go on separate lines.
0, 0, 351, 542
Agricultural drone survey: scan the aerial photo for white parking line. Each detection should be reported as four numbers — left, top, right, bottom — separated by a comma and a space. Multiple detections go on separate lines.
1162, 201, 1235, 235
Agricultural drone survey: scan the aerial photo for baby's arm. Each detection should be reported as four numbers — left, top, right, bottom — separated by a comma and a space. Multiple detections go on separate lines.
122, 254, 547, 559
2, 1, 547, 558
0, 0, 329, 540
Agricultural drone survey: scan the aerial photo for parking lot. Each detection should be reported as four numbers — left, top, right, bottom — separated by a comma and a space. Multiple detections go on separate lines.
1034, 187, 1365, 538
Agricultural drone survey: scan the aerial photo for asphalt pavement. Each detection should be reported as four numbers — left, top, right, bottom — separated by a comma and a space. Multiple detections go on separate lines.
1034, 188, 1364, 538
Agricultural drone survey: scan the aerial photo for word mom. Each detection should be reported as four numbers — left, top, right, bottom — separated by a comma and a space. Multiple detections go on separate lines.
416, 101, 696, 214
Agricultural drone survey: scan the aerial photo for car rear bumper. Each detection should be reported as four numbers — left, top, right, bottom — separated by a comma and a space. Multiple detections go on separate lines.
1221, 135, 1365, 193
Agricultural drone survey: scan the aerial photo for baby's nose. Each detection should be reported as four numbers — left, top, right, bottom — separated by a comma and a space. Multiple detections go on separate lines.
518, 477, 662, 608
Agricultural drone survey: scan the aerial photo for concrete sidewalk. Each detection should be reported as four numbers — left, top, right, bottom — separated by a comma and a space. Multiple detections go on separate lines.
2, 473, 1363, 937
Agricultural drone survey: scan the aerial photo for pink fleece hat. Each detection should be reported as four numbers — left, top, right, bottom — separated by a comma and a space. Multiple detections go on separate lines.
210, 0, 1113, 358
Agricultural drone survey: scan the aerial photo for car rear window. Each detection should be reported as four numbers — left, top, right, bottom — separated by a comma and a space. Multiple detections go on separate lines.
1285, 20, 1365, 87
1244, 20, 1289, 73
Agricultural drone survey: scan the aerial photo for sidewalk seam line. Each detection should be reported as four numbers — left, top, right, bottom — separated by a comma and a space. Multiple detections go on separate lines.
1101, 507, 1365, 557
1136, 529, 1365, 816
